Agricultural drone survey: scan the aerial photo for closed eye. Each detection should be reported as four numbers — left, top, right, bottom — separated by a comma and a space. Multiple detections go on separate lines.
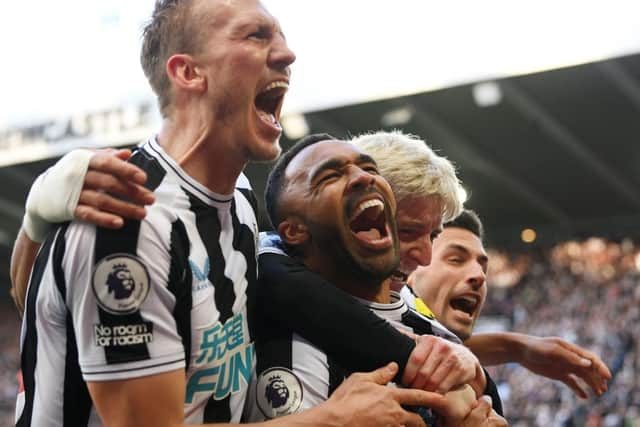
318, 171, 341, 184
361, 165, 379, 175
248, 27, 270, 40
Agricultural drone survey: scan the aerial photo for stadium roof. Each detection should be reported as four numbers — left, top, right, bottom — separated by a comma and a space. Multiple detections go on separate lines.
1, 53, 640, 294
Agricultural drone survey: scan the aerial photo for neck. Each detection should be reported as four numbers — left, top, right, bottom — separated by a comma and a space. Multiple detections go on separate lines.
339, 278, 391, 304
303, 251, 391, 304
158, 110, 246, 194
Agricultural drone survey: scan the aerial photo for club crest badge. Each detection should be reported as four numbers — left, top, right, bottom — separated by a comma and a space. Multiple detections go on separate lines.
92, 254, 150, 314
256, 368, 303, 419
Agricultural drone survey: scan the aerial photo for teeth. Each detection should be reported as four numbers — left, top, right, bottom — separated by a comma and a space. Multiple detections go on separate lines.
352, 199, 383, 219
262, 81, 289, 93
460, 296, 478, 305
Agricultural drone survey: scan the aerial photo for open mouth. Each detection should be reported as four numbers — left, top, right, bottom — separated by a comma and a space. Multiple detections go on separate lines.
449, 295, 479, 317
348, 198, 392, 249
255, 81, 288, 131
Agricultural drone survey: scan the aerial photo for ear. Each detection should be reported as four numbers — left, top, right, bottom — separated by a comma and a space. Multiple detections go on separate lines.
278, 217, 309, 247
166, 54, 206, 93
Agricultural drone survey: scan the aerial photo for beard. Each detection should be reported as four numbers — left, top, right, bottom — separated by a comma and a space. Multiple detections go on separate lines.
306, 219, 399, 289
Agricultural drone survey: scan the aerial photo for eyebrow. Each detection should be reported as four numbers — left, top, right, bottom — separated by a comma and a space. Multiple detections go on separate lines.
309, 153, 377, 183
447, 243, 489, 266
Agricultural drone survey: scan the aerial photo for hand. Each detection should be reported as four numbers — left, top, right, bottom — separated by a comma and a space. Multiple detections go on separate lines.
75, 149, 154, 228
457, 396, 508, 427
402, 335, 484, 394
327, 362, 449, 427
519, 336, 611, 398
435, 384, 477, 425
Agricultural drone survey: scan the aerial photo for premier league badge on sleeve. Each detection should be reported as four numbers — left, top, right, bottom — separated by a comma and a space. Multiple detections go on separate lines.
256, 368, 303, 419
92, 254, 151, 314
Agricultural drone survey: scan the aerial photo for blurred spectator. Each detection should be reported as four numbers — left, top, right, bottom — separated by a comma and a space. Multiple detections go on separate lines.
485, 238, 640, 426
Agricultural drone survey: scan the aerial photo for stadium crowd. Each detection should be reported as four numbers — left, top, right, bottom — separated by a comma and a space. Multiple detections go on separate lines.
0, 307, 20, 427
485, 237, 640, 426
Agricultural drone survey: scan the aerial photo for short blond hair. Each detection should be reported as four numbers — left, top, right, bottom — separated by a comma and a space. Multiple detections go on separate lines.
351, 130, 463, 222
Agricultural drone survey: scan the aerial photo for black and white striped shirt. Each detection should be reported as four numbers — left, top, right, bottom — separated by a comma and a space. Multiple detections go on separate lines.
244, 289, 449, 421
16, 138, 258, 426
245, 233, 503, 421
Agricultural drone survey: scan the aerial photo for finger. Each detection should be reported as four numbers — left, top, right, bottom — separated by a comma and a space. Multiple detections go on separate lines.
390, 388, 449, 409
351, 362, 399, 386
589, 356, 612, 380
84, 171, 155, 205
112, 148, 133, 160
402, 336, 434, 386
429, 357, 459, 394
581, 368, 609, 396
559, 341, 611, 379
88, 151, 147, 185
75, 206, 125, 229
411, 348, 445, 391
562, 374, 588, 399
400, 411, 427, 427
554, 340, 593, 368
77, 191, 147, 221
435, 366, 464, 395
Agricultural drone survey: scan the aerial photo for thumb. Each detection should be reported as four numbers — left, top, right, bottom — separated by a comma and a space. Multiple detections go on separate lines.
113, 148, 134, 160
365, 362, 399, 385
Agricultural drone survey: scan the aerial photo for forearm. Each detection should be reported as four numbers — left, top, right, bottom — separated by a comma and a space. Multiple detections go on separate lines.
242, 404, 341, 427
258, 253, 415, 377
10, 228, 42, 315
465, 332, 526, 366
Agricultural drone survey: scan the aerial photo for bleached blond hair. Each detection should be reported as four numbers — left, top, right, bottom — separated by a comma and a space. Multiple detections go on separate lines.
351, 130, 463, 222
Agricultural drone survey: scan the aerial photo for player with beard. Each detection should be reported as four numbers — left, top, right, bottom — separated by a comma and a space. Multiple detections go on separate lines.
11, 1, 452, 426
257, 130, 609, 399
244, 135, 488, 425
13, 127, 610, 411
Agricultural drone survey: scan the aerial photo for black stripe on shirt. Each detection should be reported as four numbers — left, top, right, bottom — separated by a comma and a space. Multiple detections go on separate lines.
167, 218, 193, 370
401, 309, 436, 336
94, 218, 151, 364
16, 229, 57, 427
188, 194, 234, 422
327, 356, 347, 397
188, 193, 236, 323
49, 224, 93, 426
63, 311, 93, 426
129, 148, 165, 191
230, 197, 257, 340
93, 150, 166, 365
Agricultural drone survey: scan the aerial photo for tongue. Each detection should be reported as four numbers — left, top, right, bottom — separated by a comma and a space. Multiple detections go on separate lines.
257, 110, 279, 126
356, 228, 382, 241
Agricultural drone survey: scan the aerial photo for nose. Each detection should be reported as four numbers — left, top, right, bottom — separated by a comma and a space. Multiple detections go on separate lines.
269, 34, 296, 72
346, 166, 377, 193
467, 263, 486, 290
407, 236, 433, 268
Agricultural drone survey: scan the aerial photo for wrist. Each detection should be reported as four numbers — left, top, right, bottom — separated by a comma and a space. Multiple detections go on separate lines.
305, 401, 344, 427
22, 212, 51, 243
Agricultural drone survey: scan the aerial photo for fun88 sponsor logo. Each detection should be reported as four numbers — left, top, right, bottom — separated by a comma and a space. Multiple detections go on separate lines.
186, 312, 253, 403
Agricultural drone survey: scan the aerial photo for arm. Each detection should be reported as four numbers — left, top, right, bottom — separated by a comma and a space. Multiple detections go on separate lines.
258, 252, 482, 393
466, 332, 611, 398
90, 364, 436, 427
9, 229, 40, 314
10, 148, 153, 314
